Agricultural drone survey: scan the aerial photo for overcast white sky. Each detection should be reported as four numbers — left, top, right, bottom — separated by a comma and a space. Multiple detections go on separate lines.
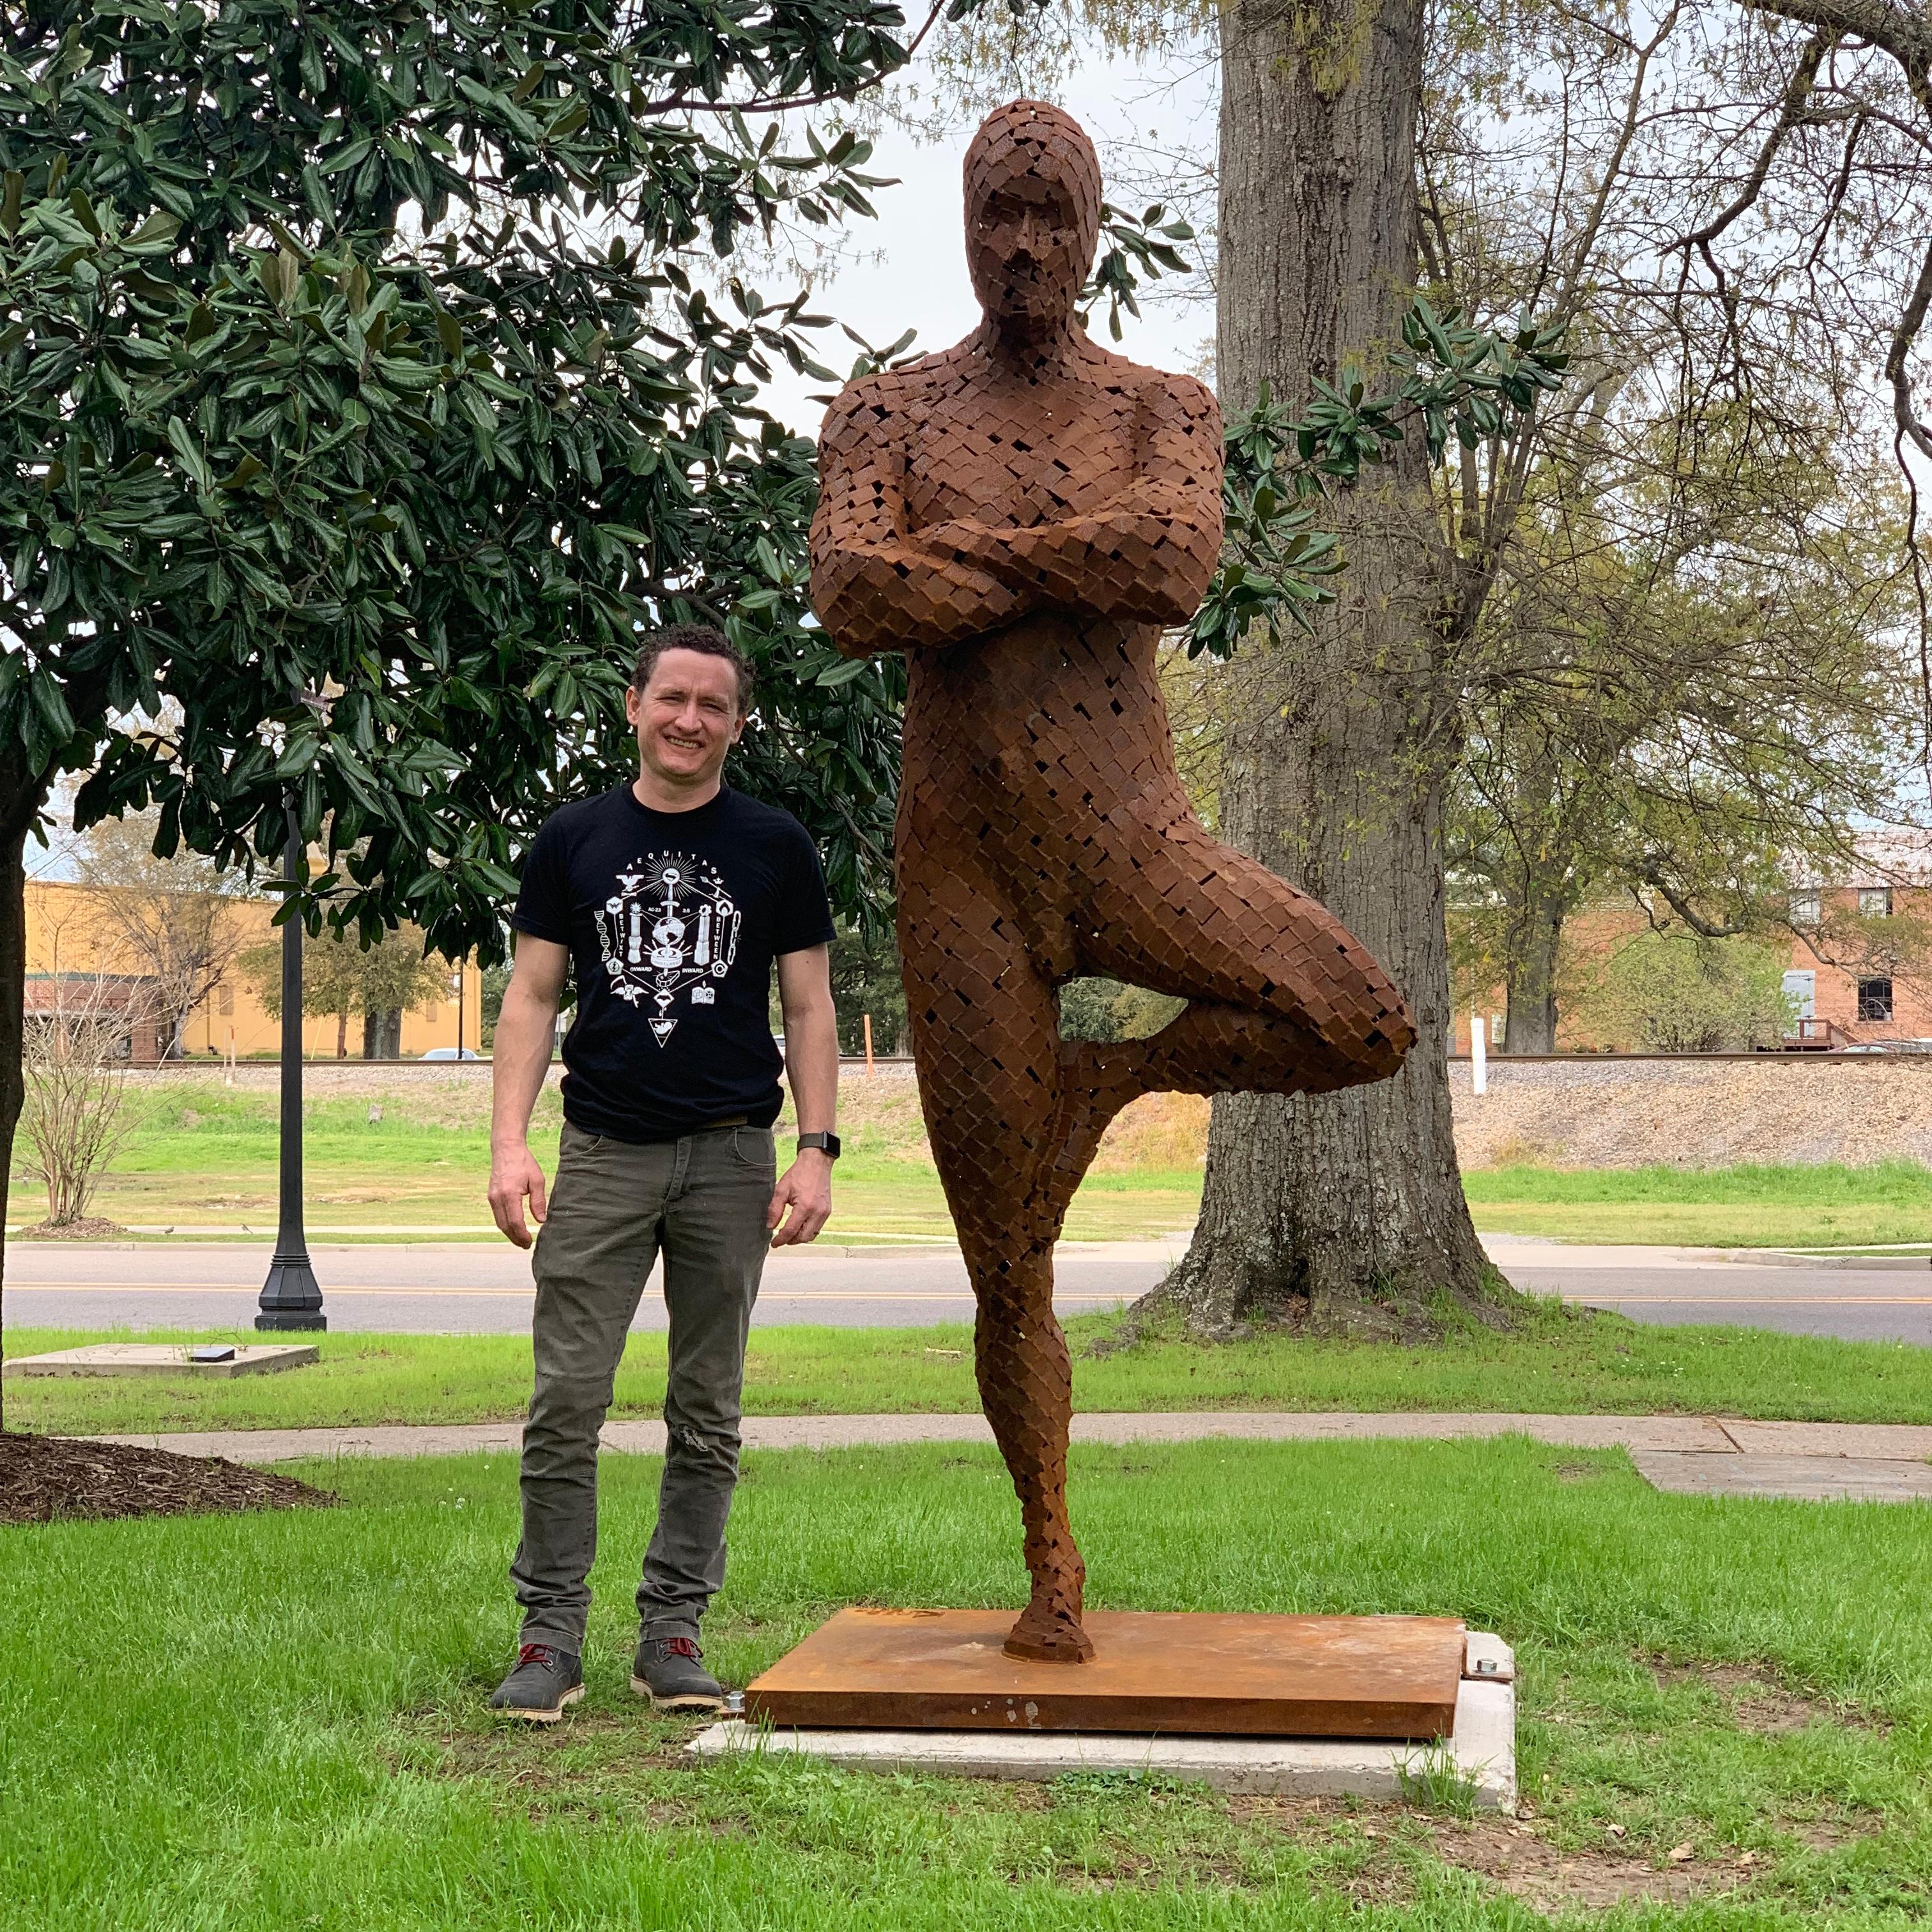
757, 47, 1218, 434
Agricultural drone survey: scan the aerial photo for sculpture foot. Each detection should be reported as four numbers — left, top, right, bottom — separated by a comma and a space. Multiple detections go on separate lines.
1003, 1595, 1096, 1663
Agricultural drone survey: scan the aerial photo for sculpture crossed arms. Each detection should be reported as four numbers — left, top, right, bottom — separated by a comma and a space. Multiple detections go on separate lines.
810, 364, 1223, 653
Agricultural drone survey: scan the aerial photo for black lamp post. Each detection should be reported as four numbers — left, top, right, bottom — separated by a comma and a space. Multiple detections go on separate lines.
257, 792, 325, 1331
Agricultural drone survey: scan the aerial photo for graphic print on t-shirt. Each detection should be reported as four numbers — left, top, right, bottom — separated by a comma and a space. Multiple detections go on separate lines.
594, 853, 742, 1045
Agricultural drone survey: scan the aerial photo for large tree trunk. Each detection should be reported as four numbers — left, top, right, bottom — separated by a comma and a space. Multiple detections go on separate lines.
1, 767, 47, 1433
1503, 884, 1565, 1053
1152, 0, 1492, 1335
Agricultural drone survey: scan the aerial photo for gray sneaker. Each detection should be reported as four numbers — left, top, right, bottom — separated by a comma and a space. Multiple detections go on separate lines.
631, 1631, 725, 1712
489, 1642, 584, 1723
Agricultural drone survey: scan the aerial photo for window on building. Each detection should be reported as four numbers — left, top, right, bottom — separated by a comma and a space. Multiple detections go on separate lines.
1857, 976, 1895, 1022
1788, 888, 1821, 926
216, 983, 233, 1016
421, 1003, 441, 1025
1859, 886, 1894, 918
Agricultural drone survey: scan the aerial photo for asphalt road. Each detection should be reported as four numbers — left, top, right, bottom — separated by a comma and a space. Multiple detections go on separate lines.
6, 1234, 1932, 1344
0, 1238, 1182, 1334
1495, 1242, 1932, 1347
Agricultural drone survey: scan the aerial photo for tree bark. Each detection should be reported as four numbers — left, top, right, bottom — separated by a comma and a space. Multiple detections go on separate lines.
0, 765, 48, 1434
1151, 0, 1492, 1335
1503, 885, 1565, 1053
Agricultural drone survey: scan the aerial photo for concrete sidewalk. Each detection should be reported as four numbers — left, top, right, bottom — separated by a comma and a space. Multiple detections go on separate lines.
90, 1409, 1932, 1499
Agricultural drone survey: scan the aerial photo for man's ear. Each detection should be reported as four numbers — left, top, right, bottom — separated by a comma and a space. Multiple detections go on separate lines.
624, 685, 643, 725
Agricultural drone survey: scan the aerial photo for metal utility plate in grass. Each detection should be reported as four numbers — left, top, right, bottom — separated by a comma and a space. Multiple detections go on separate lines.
698, 1621, 1517, 1809
740, 1608, 1468, 1737
2, 1343, 320, 1380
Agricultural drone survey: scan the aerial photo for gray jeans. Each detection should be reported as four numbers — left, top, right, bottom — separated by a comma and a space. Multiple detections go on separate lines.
511, 1119, 775, 1650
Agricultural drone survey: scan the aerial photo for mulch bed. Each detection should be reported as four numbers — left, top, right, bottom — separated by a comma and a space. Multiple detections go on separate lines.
10, 1217, 130, 1241
0, 1432, 335, 1526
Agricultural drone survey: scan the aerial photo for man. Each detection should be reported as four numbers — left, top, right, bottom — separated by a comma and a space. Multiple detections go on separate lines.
485, 622, 841, 1722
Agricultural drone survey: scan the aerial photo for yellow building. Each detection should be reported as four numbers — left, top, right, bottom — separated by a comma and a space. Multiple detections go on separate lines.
24, 880, 485, 1062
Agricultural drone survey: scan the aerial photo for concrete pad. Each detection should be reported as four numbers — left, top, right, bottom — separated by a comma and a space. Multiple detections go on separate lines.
1464, 1630, 1515, 1683
1632, 1450, 1932, 1501
1718, 1420, 1932, 1460
3, 1342, 317, 1379
691, 1641, 1516, 1811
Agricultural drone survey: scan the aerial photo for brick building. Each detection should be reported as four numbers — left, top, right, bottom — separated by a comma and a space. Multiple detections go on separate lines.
1453, 829, 1932, 1053
1781, 829, 1932, 1047
23, 880, 484, 1062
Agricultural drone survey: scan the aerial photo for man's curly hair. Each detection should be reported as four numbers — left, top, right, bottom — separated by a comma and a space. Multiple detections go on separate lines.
631, 623, 753, 714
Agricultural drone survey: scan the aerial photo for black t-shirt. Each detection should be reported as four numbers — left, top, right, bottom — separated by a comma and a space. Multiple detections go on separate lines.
512, 785, 835, 1142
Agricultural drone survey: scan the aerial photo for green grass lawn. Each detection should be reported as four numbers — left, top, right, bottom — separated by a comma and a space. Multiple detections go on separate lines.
4, 1437, 1929, 1928
14, 1301, 1932, 1434
1464, 1159, 1932, 1250
10, 1082, 1200, 1241
13, 1080, 1932, 1247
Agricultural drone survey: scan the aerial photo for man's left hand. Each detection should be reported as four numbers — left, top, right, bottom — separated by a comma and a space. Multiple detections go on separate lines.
768, 1153, 832, 1246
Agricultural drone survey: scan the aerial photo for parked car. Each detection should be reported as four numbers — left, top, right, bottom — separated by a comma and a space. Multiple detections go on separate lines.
420, 1046, 480, 1061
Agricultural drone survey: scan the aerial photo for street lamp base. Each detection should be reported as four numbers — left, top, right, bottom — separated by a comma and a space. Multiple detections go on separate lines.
256, 1308, 328, 1332
257, 1254, 326, 1331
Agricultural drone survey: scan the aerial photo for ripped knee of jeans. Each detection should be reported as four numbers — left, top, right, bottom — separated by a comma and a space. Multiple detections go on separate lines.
666, 1420, 740, 1471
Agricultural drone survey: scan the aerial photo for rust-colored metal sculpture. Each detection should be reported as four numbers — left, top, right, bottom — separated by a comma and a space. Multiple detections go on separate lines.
810, 100, 1416, 1663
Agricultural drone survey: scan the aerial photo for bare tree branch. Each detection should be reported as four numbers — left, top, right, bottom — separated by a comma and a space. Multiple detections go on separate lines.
1677, 33, 1835, 254
1744, 0, 1932, 95
1631, 873, 1753, 939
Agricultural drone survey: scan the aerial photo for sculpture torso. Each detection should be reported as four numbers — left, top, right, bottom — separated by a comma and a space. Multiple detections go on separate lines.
820, 333, 1220, 972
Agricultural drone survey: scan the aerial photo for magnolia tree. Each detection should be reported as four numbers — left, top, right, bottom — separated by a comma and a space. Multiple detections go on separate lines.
0, 0, 995, 1368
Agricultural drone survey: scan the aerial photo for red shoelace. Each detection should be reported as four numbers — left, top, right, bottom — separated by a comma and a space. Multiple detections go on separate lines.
516, 1643, 557, 1670
660, 1636, 702, 1660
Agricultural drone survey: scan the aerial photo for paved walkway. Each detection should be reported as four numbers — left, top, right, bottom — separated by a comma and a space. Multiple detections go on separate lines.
92, 1410, 1932, 1500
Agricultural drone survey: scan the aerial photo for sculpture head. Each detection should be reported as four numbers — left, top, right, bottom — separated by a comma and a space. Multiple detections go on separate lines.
964, 100, 1102, 342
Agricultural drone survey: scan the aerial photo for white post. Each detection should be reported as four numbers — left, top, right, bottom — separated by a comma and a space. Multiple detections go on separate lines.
1471, 1009, 1487, 1096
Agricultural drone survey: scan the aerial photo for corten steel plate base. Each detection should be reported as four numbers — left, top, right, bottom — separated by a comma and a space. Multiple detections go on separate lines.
742, 1609, 1468, 1738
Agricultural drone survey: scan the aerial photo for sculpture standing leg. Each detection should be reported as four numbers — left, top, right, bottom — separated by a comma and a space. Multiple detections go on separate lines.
965, 1234, 1092, 1660
900, 870, 1095, 1660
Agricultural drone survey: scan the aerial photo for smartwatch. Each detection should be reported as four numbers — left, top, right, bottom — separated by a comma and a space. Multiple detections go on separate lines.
795, 1131, 842, 1160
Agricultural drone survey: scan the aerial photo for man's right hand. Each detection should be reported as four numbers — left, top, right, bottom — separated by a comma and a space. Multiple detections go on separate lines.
488, 1144, 549, 1249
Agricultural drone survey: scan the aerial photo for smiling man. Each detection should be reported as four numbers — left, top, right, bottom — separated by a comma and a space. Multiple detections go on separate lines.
485, 623, 841, 1723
